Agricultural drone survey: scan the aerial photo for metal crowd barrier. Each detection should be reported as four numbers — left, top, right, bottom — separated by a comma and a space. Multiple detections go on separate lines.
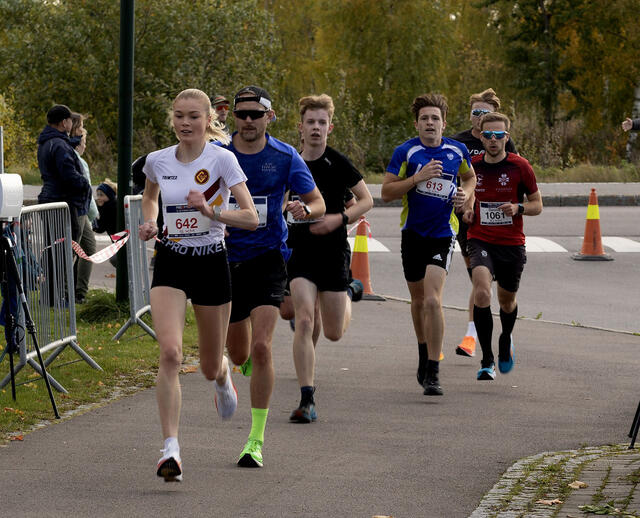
0, 202, 102, 393
112, 195, 155, 340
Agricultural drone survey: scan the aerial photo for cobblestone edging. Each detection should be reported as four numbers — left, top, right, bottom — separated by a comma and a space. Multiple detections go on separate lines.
468, 445, 640, 518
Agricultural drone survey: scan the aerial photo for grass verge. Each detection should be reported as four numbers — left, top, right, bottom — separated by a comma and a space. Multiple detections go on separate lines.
0, 290, 199, 443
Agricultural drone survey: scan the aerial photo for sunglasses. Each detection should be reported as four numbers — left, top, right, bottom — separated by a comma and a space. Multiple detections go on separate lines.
234, 109, 268, 120
481, 130, 509, 140
472, 109, 491, 117
215, 105, 229, 111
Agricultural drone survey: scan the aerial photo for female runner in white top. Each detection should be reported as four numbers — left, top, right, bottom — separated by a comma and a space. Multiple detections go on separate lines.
138, 88, 258, 482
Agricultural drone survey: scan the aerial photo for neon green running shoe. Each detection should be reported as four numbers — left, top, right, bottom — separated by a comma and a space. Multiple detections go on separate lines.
240, 356, 252, 377
237, 438, 263, 468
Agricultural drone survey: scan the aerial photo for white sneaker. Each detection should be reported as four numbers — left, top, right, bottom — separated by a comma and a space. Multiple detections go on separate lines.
215, 363, 238, 420
157, 443, 182, 482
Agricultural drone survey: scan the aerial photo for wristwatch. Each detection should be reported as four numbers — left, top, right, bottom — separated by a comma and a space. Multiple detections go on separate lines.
213, 205, 222, 220
517, 203, 525, 215
302, 204, 312, 217
341, 212, 349, 226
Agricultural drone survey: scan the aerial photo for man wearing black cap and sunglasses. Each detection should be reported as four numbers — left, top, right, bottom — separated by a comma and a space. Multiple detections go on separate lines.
462, 112, 542, 383
221, 86, 325, 468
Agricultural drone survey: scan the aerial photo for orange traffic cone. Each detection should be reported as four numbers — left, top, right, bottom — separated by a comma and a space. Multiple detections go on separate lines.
572, 188, 613, 261
351, 217, 385, 301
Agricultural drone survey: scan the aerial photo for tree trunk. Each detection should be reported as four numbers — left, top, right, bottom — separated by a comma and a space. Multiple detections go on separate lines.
626, 81, 640, 162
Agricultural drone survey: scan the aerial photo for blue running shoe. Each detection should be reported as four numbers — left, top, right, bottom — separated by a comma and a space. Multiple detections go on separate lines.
498, 338, 515, 374
477, 363, 496, 380
289, 402, 317, 423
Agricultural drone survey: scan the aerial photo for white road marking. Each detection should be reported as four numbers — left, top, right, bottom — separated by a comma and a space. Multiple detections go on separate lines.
601, 237, 640, 252
524, 237, 568, 253
347, 237, 390, 252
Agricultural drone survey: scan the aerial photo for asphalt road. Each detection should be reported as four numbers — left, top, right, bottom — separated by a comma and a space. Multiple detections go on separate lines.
365, 206, 640, 334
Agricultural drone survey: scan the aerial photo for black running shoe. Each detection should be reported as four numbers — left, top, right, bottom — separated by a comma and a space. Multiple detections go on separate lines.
423, 372, 443, 396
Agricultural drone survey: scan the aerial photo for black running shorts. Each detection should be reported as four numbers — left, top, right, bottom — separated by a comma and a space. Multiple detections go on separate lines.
467, 238, 527, 293
229, 248, 287, 323
400, 229, 456, 282
287, 240, 351, 292
151, 240, 231, 306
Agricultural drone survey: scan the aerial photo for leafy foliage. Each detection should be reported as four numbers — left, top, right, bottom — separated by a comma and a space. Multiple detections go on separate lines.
0, 0, 639, 173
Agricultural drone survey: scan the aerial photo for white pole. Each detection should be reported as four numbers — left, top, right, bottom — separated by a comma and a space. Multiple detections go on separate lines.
0, 126, 4, 174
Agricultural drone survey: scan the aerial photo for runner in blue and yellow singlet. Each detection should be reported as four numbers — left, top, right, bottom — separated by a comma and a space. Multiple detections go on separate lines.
382, 93, 476, 397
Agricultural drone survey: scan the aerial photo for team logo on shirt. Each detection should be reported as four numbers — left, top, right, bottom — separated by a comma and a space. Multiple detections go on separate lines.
476, 174, 483, 186
498, 173, 510, 186
194, 169, 210, 185
447, 153, 454, 161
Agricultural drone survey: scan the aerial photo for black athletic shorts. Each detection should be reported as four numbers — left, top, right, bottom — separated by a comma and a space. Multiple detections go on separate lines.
151, 239, 231, 306
467, 238, 527, 293
455, 212, 470, 258
400, 229, 456, 282
229, 248, 287, 323
287, 240, 351, 292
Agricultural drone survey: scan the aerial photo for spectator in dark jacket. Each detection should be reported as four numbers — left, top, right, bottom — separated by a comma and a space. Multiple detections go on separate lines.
622, 117, 640, 132
37, 104, 92, 242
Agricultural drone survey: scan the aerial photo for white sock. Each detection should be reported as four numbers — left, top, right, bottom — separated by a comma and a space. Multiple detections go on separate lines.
466, 321, 477, 338
164, 436, 179, 453
215, 363, 231, 391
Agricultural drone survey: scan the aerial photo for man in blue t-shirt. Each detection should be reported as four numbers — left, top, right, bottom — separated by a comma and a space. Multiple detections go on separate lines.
382, 93, 476, 396
222, 86, 325, 468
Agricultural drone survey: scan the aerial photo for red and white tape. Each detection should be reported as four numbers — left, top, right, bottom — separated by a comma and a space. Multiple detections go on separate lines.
72, 230, 129, 263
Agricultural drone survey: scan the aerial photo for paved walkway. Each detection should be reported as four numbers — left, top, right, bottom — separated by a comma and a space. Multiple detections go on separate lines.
471, 446, 640, 517
2, 297, 639, 517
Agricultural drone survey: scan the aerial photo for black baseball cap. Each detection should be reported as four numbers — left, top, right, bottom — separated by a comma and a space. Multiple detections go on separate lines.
234, 86, 272, 110
47, 104, 72, 124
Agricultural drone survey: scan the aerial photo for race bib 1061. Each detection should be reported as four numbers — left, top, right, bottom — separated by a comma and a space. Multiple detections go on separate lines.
479, 201, 513, 226
229, 195, 268, 228
164, 204, 211, 238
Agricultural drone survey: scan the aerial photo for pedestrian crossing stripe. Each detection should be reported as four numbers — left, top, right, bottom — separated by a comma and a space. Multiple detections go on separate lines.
347, 237, 390, 252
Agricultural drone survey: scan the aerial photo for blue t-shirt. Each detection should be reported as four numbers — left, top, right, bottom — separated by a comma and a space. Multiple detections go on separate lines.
386, 136, 471, 238
221, 133, 316, 262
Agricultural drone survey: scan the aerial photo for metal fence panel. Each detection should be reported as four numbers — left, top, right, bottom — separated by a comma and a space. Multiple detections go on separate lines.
113, 195, 155, 340
0, 202, 101, 393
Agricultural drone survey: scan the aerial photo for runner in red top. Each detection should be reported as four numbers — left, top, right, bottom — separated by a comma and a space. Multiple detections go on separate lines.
462, 112, 542, 381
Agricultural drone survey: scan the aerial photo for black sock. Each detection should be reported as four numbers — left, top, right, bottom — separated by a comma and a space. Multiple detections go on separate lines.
474, 305, 494, 367
499, 306, 518, 360
301, 386, 315, 405
426, 359, 439, 375
418, 342, 428, 371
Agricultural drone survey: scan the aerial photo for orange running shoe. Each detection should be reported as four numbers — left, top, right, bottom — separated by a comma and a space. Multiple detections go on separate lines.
455, 336, 476, 357
439, 351, 444, 361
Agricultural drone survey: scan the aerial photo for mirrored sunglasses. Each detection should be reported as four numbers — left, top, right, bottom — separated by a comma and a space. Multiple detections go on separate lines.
481, 130, 508, 140
233, 109, 268, 120
472, 109, 491, 117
